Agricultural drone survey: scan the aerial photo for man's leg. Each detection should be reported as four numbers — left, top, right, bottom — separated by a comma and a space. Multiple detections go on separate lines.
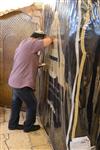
8, 89, 22, 129
13, 87, 40, 132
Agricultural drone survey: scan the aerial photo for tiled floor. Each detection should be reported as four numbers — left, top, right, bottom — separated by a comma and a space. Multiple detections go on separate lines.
0, 107, 53, 150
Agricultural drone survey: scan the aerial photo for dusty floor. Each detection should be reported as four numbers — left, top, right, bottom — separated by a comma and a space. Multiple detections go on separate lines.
0, 106, 53, 150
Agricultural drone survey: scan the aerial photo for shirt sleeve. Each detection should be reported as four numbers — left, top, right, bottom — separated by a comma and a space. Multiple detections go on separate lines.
32, 39, 44, 53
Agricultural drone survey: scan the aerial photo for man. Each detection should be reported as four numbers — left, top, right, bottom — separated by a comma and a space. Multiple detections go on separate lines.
8, 31, 53, 132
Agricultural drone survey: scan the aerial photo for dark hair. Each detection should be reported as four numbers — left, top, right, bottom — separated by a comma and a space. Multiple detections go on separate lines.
30, 32, 46, 39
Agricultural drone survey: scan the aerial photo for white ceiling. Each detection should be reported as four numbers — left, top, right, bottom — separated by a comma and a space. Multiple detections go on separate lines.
0, 0, 56, 16
0, 0, 36, 12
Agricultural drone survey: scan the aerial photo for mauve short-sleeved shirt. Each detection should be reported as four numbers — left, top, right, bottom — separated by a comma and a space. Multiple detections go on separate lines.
8, 37, 44, 90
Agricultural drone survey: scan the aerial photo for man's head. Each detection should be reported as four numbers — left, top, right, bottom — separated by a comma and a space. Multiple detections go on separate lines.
30, 30, 46, 39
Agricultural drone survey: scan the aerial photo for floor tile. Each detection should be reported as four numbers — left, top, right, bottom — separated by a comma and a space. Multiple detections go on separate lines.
0, 107, 53, 150
33, 145, 53, 150
29, 129, 50, 147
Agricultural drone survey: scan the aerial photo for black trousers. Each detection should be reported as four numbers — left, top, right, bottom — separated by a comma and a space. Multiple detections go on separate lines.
8, 87, 37, 130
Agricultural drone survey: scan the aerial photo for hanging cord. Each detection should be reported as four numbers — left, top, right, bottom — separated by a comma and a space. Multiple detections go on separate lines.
71, 0, 92, 138
66, 0, 81, 149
